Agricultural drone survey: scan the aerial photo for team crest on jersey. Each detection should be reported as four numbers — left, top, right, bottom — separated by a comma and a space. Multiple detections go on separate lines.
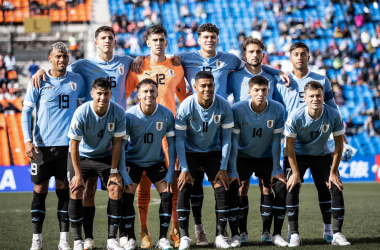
168, 69, 175, 77
118, 64, 124, 75
156, 122, 163, 131
70, 81, 77, 91
216, 60, 224, 68
108, 123, 115, 131
322, 124, 329, 133
267, 120, 274, 128
214, 115, 221, 124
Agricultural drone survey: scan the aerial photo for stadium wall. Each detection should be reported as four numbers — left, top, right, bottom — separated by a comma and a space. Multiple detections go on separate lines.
1, 155, 380, 192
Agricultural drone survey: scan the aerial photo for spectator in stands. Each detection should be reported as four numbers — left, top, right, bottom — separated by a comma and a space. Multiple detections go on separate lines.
337, 68, 351, 85
345, 117, 357, 136
361, 30, 370, 45
342, 26, 351, 38
195, 3, 206, 19
333, 27, 343, 38
0, 68, 8, 85
1, 82, 8, 94
3, 53, 15, 71
68, 33, 79, 51
185, 33, 197, 47
112, 22, 121, 33
354, 14, 364, 28
178, 34, 185, 48
28, 60, 39, 78
180, 4, 191, 17
1, 0, 14, 11
346, 1, 355, 23
127, 21, 137, 33
324, 2, 335, 24
313, 18, 321, 29
332, 84, 345, 105
0, 55, 4, 69
252, 17, 261, 31
129, 34, 141, 55
143, 6, 152, 17
364, 116, 377, 137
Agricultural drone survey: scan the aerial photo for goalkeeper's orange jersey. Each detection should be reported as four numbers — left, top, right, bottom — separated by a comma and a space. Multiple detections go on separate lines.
125, 57, 188, 114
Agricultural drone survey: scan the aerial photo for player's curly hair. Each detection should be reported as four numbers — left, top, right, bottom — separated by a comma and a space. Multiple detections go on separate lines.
242, 38, 265, 52
137, 78, 158, 91
147, 25, 167, 37
197, 23, 219, 36
304, 81, 323, 92
290, 42, 309, 53
249, 75, 269, 88
92, 77, 112, 90
95, 26, 115, 39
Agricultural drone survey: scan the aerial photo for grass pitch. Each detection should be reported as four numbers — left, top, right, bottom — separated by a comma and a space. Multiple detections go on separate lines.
1, 183, 379, 249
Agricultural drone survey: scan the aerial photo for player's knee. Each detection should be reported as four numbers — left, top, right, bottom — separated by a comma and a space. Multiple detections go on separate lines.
34, 182, 49, 194
71, 188, 84, 199
238, 180, 249, 196
84, 184, 97, 199
108, 183, 122, 199
262, 185, 272, 195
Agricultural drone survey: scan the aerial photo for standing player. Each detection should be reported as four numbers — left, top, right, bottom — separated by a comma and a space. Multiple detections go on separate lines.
229, 75, 287, 247
67, 78, 126, 250
124, 25, 190, 248
21, 42, 86, 250
284, 81, 350, 246
31, 26, 134, 250
118, 79, 177, 250
274, 42, 341, 244
175, 71, 236, 249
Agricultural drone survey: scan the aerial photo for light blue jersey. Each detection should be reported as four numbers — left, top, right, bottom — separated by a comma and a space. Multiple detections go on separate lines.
227, 67, 278, 102
68, 101, 126, 158
274, 71, 337, 119
285, 104, 345, 156
22, 71, 86, 147
67, 55, 133, 109
231, 100, 284, 158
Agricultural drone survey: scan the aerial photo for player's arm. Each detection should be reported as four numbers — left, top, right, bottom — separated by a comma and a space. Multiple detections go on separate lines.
164, 114, 176, 186
228, 129, 239, 179
324, 78, 339, 110
271, 107, 286, 184
118, 136, 133, 186
175, 72, 192, 102
261, 64, 291, 84
329, 114, 346, 190
125, 69, 139, 100
69, 138, 85, 192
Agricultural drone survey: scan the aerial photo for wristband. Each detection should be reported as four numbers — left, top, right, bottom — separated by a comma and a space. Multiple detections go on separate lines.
110, 168, 118, 174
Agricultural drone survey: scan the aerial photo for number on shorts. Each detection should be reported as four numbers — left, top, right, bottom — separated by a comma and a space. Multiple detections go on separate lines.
31, 163, 38, 175
126, 167, 130, 174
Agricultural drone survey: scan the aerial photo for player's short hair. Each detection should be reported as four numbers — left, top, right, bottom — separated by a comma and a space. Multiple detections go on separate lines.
92, 77, 112, 90
249, 75, 269, 88
195, 71, 214, 82
137, 78, 158, 91
290, 42, 309, 53
243, 38, 265, 52
197, 23, 219, 37
304, 81, 324, 92
48, 42, 69, 55
95, 26, 115, 39
147, 25, 167, 37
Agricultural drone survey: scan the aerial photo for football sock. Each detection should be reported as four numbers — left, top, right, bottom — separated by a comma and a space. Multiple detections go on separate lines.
69, 198, 83, 241
238, 196, 249, 234
31, 191, 47, 234
83, 206, 95, 239
228, 180, 240, 237
330, 183, 345, 234
272, 181, 287, 236
56, 188, 70, 233
214, 186, 229, 236
324, 223, 333, 236
286, 184, 300, 235
107, 198, 122, 239
315, 180, 332, 224
137, 175, 151, 228
159, 192, 173, 239
177, 183, 192, 237
122, 193, 136, 240
261, 193, 274, 234
191, 170, 204, 226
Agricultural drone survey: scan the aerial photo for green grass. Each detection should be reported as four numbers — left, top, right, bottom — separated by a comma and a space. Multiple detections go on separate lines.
1, 183, 380, 249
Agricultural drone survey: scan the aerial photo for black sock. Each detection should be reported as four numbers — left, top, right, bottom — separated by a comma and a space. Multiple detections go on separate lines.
330, 183, 345, 234
286, 184, 300, 235
191, 171, 204, 225
122, 193, 136, 240
108, 198, 122, 239
228, 181, 240, 237
214, 186, 229, 236
69, 198, 83, 241
159, 192, 173, 239
177, 183, 192, 237
273, 181, 287, 236
83, 206, 95, 239
261, 193, 274, 234
56, 189, 70, 233
315, 180, 332, 224
238, 196, 249, 234
31, 191, 48, 234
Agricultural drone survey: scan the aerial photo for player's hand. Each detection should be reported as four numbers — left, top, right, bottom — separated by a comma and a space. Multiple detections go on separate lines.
279, 71, 291, 86
25, 141, 39, 160
31, 69, 46, 89
166, 182, 173, 193
178, 171, 193, 191
108, 172, 123, 188
123, 183, 136, 193
271, 173, 287, 186
215, 170, 230, 190
171, 55, 182, 66
286, 173, 302, 192
131, 56, 144, 74
329, 171, 343, 191
69, 175, 85, 192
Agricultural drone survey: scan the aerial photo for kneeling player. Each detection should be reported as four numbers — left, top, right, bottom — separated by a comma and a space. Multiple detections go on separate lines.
119, 79, 176, 250
284, 81, 350, 247
229, 76, 286, 246
67, 78, 126, 250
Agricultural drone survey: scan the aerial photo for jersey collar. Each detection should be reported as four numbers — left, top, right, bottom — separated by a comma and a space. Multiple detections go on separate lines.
248, 99, 268, 115
306, 105, 324, 121
194, 94, 216, 111
90, 101, 111, 119
95, 54, 115, 64
244, 66, 263, 76
138, 103, 158, 117
198, 50, 218, 59
46, 70, 68, 79
291, 70, 310, 81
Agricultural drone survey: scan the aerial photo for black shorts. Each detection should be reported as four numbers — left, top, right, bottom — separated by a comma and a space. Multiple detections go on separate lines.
236, 157, 273, 188
67, 154, 112, 190
178, 151, 222, 182
284, 154, 334, 183
30, 146, 69, 184
126, 161, 167, 184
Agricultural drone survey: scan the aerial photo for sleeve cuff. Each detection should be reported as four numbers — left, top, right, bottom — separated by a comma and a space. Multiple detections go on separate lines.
23, 100, 36, 108
175, 124, 187, 130
274, 127, 284, 134
332, 129, 345, 136
24, 139, 32, 143
68, 133, 82, 140
166, 131, 175, 137
232, 128, 240, 134
221, 122, 234, 129
284, 131, 297, 138
114, 131, 126, 137
123, 135, 130, 140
